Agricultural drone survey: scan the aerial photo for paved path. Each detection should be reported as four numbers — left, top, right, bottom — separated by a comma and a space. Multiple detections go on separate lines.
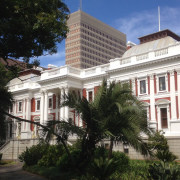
0, 162, 46, 180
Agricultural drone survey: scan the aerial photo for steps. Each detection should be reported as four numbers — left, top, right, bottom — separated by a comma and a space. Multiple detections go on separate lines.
0, 139, 39, 160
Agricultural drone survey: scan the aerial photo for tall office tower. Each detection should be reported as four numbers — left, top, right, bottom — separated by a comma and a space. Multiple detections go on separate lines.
65, 10, 127, 69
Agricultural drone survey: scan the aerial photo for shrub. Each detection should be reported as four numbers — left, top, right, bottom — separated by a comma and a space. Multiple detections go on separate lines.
112, 151, 129, 173
57, 149, 81, 171
19, 142, 48, 166
148, 131, 177, 162
93, 146, 108, 159
87, 157, 119, 180
148, 161, 180, 180
38, 144, 65, 167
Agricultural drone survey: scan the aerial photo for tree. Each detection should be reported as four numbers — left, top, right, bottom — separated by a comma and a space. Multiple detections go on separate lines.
0, 0, 70, 149
0, 64, 13, 144
94, 81, 152, 159
0, 0, 69, 63
62, 80, 152, 162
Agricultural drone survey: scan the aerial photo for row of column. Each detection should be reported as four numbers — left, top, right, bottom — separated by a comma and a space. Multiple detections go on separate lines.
40, 88, 69, 125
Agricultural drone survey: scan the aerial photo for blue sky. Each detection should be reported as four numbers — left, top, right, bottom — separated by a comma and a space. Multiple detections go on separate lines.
39, 0, 180, 67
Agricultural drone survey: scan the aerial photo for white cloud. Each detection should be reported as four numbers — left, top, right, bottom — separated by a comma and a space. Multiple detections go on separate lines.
38, 48, 65, 68
114, 7, 180, 44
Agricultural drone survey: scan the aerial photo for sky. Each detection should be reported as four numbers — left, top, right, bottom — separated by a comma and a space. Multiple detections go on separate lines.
39, 0, 180, 68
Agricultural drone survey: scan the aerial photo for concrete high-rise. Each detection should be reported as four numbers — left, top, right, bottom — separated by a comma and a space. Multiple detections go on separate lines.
65, 10, 126, 69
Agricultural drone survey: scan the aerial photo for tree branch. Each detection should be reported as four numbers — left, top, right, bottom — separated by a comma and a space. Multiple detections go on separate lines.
1, 110, 71, 159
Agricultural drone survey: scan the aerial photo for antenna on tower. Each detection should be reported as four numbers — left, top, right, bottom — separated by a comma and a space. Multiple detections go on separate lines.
80, 0, 82, 11
158, 6, 161, 31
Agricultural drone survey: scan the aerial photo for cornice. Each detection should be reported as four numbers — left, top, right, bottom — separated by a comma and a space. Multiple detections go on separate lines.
37, 74, 82, 85
107, 54, 180, 74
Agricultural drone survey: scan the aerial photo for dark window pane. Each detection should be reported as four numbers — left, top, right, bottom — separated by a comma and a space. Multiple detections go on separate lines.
161, 108, 168, 128
89, 91, 93, 102
140, 80, 146, 94
159, 77, 166, 91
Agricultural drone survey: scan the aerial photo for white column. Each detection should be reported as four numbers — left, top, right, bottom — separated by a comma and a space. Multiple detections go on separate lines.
22, 99, 26, 131
55, 94, 59, 120
26, 98, 31, 132
78, 89, 83, 127
64, 88, 69, 121
177, 70, 180, 120
131, 78, 136, 95
44, 90, 48, 122
40, 91, 45, 124
150, 74, 156, 121
170, 70, 176, 120
60, 88, 65, 120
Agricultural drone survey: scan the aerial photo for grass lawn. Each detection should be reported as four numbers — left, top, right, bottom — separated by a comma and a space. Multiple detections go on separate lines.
0, 160, 16, 166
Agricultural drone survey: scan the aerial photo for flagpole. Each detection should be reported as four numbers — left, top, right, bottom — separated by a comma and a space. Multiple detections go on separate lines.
158, 6, 161, 31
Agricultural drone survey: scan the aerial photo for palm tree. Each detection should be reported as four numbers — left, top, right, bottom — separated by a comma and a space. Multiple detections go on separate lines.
62, 80, 152, 161
94, 80, 152, 158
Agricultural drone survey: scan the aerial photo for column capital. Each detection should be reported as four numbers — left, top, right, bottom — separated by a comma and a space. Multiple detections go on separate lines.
131, 78, 136, 83
176, 69, 180, 75
26, 97, 31, 102
149, 73, 155, 80
168, 70, 175, 76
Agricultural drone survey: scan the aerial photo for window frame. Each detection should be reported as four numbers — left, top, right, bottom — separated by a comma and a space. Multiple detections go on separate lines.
18, 101, 22, 112
138, 77, 148, 96
157, 74, 167, 93
160, 107, 168, 129
36, 99, 41, 112
48, 97, 53, 109
87, 89, 94, 102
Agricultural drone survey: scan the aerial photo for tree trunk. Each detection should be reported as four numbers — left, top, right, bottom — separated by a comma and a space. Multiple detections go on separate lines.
108, 138, 114, 159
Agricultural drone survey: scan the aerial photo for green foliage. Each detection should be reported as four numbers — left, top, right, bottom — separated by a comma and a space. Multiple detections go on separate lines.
62, 80, 151, 162
0, 63, 14, 142
38, 144, 65, 167
57, 149, 81, 171
148, 162, 180, 180
19, 143, 48, 166
93, 146, 109, 159
24, 165, 76, 180
87, 157, 120, 180
112, 151, 129, 173
0, 0, 69, 60
148, 131, 177, 162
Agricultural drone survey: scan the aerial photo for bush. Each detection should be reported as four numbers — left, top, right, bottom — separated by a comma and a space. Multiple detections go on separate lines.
38, 144, 65, 167
0, 153, 2, 161
112, 151, 129, 173
148, 161, 180, 180
19, 142, 48, 166
57, 149, 81, 171
86, 157, 119, 180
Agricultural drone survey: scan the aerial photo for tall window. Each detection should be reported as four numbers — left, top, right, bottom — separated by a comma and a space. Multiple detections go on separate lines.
18, 101, 22, 112
88, 91, 93, 102
140, 80, 146, 94
49, 98, 52, 108
159, 76, 166, 91
161, 108, 168, 128
36, 100, 40, 111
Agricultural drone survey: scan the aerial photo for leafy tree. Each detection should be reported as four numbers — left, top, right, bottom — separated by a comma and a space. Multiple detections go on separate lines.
148, 131, 177, 163
0, 0, 69, 63
0, 64, 14, 144
0, 0, 69, 146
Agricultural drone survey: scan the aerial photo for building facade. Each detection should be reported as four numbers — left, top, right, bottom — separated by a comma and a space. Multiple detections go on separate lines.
2, 29, 180, 159
65, 10, 126, 69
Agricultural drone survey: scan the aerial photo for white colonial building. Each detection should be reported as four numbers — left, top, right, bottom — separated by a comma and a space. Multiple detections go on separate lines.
1, 29, 180, 159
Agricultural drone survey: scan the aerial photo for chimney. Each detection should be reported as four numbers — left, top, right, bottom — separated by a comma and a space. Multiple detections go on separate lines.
127, 41, 136, 50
